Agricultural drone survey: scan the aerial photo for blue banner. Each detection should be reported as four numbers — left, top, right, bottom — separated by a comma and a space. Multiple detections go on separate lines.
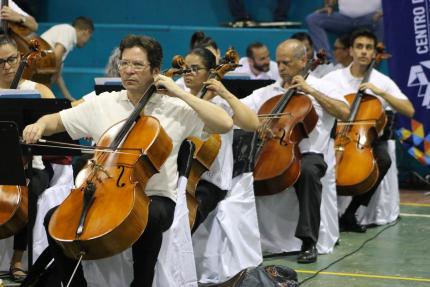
383, 0, 430, 165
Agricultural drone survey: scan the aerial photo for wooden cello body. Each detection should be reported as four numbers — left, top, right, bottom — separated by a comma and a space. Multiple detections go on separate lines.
335, 45, 390, 195
0, 185, 28, 239
13, 33, 57, 86
186, 134, 221, 228
335, 93, 386, 195
252, 54, 326, 196
48, 86, 173, 260
253, 93, 318, 195
1, 0, 57, 85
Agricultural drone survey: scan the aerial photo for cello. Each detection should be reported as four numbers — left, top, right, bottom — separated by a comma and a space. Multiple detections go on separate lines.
253, 52, 326, 196
335, 45, 390, 196
48, 84, 173, 260
186, 48, 239, 228
1, 0, 57, 85
0, 41, 44, 239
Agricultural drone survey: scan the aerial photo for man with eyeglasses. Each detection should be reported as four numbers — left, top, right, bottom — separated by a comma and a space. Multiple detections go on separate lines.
241, 39, 350, 263
0, 35, 55, 283
234, 42, 279, 80
22, 34, 233, 287
332, 34, 353, 68
0, 0, 38, 33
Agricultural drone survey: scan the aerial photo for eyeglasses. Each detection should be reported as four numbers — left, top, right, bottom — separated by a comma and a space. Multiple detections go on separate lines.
0, 54, 19, 68
184, 65, 207, 74
117, 60, 149, 71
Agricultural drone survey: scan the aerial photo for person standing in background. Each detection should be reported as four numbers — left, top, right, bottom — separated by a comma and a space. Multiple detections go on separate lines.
41, 16, 94, 102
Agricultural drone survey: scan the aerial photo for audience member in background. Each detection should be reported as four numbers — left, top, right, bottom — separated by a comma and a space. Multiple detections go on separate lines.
190, 31, 221, 64
41, 16, 94, 102
234, 42, 279, 81
104, 47, 121, 77
176, 31, 221, 90
0, 0, 38, 33
305, 0, 383, 61
290, 32, 314, 61
228, 0, 291, 27
290, 32, 329, 78
332, 34, 353, 68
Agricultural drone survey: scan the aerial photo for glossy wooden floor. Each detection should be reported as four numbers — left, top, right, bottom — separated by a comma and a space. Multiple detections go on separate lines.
264, 189, 430, 287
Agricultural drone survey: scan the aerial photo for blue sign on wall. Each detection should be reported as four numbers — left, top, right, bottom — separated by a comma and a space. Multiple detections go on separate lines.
384, 0, 430, 165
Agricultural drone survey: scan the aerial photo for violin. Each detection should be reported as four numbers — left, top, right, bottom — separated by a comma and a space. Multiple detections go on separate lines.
1, 0, 57, 86
0, 43, 44, 239
335, 44, 390, 196
48, 85, 173, 260
253, 52, 326, 196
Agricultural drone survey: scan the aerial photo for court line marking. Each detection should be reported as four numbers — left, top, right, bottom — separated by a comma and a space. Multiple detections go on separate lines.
400, 212, 430, 218
296, 269, 430, 282
400, 202, 430, 207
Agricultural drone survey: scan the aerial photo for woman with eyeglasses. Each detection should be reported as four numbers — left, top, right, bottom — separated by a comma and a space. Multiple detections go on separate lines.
0, 35, 55, 283
182, 47, 259, 233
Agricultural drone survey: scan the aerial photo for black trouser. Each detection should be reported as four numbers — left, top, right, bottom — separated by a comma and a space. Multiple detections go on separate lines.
191, 180, 228, 234
293, 153, 327, 245
13, 167, 52, 251
228, 0, 291, 21
43, 195, 175, 287
344, 140, 392, 216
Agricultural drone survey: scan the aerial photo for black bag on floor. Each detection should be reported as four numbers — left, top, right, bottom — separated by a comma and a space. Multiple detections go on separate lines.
201, 265, 298, 287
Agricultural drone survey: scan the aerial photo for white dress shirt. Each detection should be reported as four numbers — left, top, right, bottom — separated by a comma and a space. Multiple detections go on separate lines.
241, 75, 347, 156
322, 65, 408, 111
60, 90, 205, 202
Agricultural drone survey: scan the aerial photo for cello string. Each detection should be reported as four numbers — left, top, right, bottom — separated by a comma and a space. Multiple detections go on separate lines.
37, 139, 142, 151
24, 142, 140, 156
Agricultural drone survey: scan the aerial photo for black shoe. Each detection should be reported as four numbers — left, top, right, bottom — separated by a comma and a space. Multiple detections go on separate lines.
297, 244, 317, 264
339, 216, 367, 233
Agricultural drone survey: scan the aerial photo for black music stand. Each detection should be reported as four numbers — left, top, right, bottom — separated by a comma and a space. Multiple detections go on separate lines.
221, 79, 274, 99
0, 121, 26, 185
0, 121, 30, 272
0, 98, 80, 268
94, 77, 123, 95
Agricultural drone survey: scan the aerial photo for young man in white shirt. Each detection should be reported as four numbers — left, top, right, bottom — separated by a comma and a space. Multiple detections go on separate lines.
241, 39, 350, 263
323, 29, 414, 232
41, 16, 94, 102
23, 35, 233, 287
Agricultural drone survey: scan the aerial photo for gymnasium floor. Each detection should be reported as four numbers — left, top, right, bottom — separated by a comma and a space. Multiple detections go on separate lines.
264, 189, 430, 287
1, 189, 429, 286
